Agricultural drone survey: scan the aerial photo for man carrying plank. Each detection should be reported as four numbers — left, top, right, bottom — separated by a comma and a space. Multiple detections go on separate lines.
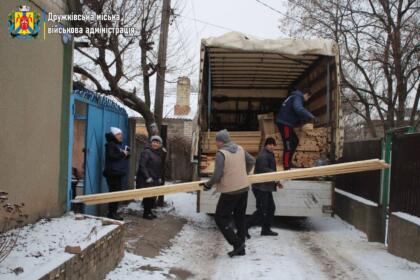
202, 129, 255, 257
276, 88, 318, 170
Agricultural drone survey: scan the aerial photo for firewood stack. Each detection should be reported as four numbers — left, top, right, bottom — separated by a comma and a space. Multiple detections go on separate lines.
200, 115, 330, 174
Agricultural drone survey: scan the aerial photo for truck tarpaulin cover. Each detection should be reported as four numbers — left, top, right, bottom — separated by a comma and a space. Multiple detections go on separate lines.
201, 32, 338, 57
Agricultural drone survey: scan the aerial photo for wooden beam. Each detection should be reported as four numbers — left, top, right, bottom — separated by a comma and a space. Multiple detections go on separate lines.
75, 159, 389, 205
75, 181, 204, 205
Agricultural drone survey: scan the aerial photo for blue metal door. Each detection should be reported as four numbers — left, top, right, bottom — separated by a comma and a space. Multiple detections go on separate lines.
84, 104, 104, 214
67, 90, 129, 215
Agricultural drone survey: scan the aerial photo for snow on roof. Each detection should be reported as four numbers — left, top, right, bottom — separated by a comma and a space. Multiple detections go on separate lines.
75, 87, 198, 120
104, 95, 142, 119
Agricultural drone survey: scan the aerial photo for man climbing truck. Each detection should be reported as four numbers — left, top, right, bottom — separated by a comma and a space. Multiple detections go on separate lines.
276, 87, 318, 170
193, 32, 344, 218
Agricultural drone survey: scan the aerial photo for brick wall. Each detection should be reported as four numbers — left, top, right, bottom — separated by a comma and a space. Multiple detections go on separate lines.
39, 224, 125, 280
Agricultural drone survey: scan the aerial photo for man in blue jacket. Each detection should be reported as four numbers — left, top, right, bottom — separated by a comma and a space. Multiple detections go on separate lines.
276, 88, 317, 170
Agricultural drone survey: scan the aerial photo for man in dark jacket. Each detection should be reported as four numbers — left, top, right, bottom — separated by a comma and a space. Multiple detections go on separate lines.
103, 127, 129, 220
276, 88, 317, 170
136, 135, 166, 220
202, 129, 255, 257
246, 137, 281, 237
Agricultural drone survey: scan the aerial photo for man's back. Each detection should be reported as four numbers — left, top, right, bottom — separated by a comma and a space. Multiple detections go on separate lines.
276, 90, 314, 127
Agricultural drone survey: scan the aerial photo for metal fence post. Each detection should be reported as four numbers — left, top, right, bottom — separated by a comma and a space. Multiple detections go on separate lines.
380, 133, 392, 210
380, 126, 414, 243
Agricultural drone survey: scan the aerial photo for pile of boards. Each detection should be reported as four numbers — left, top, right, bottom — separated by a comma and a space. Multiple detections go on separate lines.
200, 115, 330, 173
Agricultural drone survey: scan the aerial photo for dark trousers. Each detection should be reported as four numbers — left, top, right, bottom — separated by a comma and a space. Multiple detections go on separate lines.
247, 189, 276, 232
143, 197, 156, 215
215, 191, 248, 247
105, 175, 123, 216
278, 123, 299, 170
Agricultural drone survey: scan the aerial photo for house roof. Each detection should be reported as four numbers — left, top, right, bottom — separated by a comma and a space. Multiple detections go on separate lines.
104, 95, 142, 119
106, 90, 199, 121
73, 83, 198, 120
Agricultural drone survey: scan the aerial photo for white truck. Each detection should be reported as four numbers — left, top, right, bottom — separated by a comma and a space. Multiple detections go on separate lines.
192, 32, 343, 217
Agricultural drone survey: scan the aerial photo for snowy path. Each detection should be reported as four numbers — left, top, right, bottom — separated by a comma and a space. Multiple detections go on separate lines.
107, 193, 420, 280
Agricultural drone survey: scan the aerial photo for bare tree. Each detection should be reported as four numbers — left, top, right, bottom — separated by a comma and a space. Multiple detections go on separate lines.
283, 0, 420, 136
69, 0, 159, 134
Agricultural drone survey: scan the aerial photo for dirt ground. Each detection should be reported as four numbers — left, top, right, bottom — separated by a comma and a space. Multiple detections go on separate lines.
122, 208, 187, 258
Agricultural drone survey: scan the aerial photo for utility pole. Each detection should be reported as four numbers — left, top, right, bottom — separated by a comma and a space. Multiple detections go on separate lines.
154, 0, 171, 131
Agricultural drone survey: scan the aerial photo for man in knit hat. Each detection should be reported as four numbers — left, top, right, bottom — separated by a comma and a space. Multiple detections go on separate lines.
202, 129, 255, 257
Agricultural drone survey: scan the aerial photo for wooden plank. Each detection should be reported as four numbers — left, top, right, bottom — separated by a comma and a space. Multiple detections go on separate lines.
75, 159, 389, 205
75, 181, 204, 205
248, 159, 388, 184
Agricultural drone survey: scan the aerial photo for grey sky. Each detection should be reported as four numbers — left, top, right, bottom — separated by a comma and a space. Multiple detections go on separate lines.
172, 0, 288, 84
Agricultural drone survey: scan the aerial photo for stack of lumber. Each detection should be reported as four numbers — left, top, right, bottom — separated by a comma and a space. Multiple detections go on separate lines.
200, 127, 330, 173
75, 159, 389, 205
201, 131, 262, 154
258, 112, 330, 168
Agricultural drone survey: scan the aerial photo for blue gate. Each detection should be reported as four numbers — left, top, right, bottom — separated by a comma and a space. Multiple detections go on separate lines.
68, 90, 129, 214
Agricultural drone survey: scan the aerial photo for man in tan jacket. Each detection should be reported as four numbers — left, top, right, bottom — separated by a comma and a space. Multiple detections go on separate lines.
202, 129, 255, 257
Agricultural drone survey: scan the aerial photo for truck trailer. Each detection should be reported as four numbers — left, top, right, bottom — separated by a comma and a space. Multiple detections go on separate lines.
192, 32, 344, 217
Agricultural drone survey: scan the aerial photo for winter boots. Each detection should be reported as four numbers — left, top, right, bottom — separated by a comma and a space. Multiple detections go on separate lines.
228, 243, 246, 258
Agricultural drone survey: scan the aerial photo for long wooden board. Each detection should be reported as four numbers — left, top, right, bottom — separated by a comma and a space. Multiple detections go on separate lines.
75, 159, 389, 205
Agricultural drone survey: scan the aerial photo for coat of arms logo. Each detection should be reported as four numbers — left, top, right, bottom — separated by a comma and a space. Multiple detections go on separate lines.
8, 5, 40, 39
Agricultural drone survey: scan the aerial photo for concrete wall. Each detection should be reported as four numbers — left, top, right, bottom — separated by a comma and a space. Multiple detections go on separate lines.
334, 191, 385, 242
0, 0, 72, 226
388, 213, 420, 264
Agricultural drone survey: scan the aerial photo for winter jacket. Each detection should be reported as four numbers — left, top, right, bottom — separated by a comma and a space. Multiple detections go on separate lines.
252, 148, 277, 192
136, 146, 166, 188
206, 141, 255, 194
103, 133, 129, 177
276, 90, 315, 127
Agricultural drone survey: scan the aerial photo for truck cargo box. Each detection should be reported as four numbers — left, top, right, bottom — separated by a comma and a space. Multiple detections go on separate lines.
193, 32, 343, 217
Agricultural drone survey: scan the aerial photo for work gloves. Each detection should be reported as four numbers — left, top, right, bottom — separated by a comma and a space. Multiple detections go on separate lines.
275, 181, 284, 189
146, 177, 154, 184
157, 178, 163, 185
200, 182, 212, 191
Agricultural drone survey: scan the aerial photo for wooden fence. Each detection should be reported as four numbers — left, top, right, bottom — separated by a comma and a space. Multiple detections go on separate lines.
336, 139, 382, 203
390, 133, 420, 217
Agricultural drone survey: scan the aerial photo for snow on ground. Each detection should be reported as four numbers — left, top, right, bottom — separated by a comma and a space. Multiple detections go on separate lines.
107, 192, 420, 280
335, 188, 378, 207
0, 213, 118, 280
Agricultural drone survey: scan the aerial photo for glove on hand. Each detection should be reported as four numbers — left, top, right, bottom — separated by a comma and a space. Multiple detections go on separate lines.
199, 182, 212, 191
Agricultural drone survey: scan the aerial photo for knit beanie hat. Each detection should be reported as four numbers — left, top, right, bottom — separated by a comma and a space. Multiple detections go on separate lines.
150, 135, 163, 143
215, 129, 231, 143
110, 127, 122, 135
